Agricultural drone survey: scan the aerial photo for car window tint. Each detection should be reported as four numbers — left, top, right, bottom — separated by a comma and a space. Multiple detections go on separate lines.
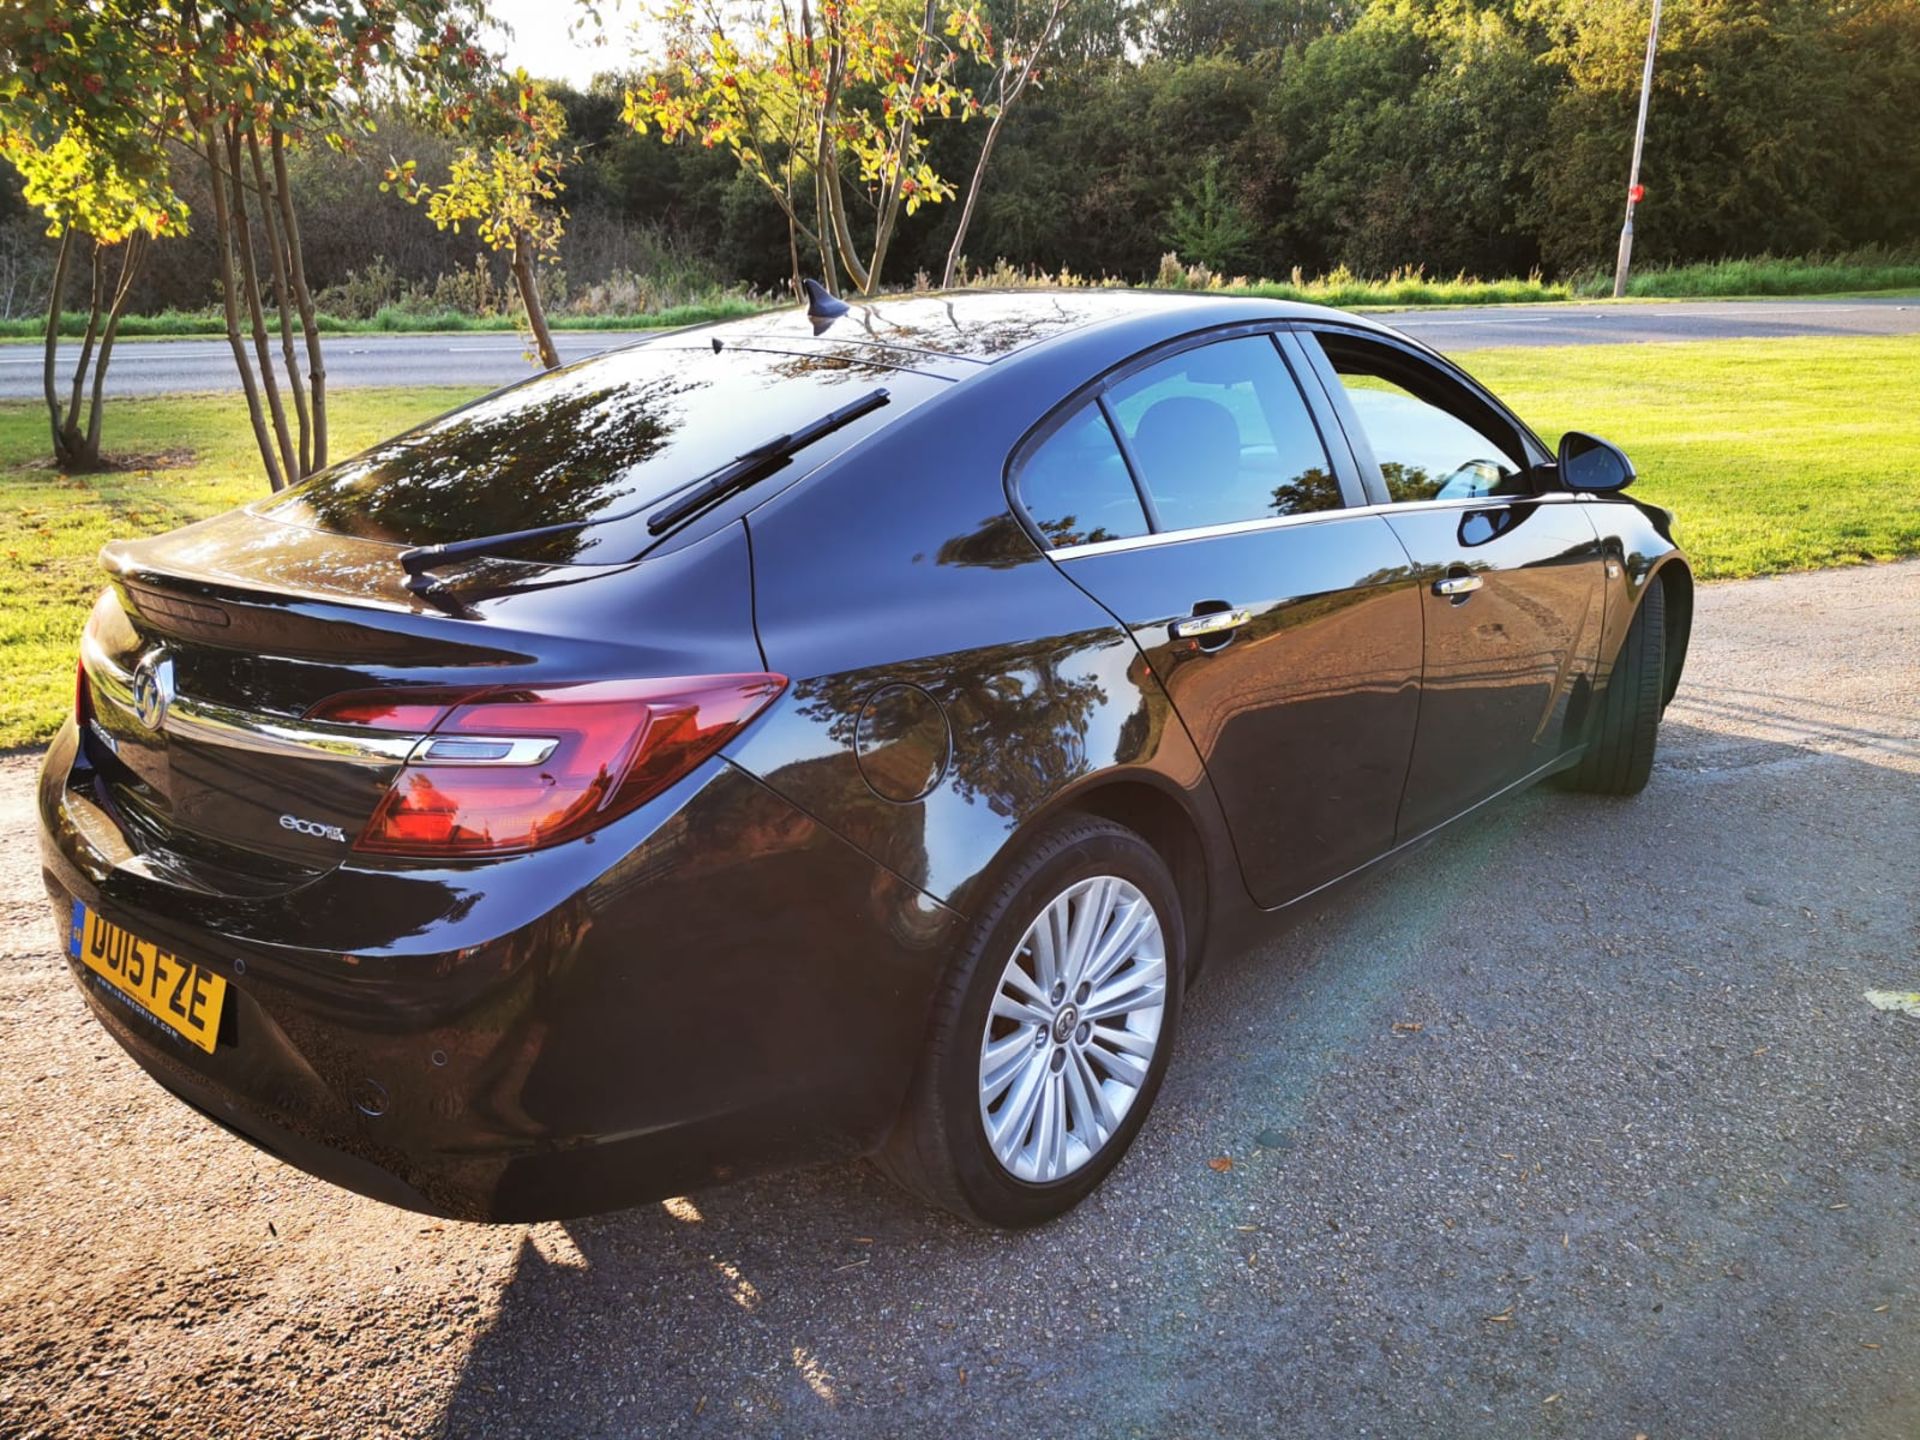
1107, 335, 1339, 529
1320, 341, 1528, 503
1017, 405, 1150, 549
260, 346, 947, 564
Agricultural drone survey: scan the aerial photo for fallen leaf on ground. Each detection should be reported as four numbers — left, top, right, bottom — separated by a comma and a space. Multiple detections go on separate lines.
1208, 1156, 1233, 1172
1864, 989, 1920, 1017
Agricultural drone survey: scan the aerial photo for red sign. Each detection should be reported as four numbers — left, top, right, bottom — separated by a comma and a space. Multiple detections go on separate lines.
1629, 184, 1647, 203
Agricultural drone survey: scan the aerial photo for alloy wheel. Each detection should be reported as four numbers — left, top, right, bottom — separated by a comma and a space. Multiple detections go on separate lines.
976, 874, 1168, 1183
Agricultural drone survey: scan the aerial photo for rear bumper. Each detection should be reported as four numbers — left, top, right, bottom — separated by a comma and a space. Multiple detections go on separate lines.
38, 719, 960, 1221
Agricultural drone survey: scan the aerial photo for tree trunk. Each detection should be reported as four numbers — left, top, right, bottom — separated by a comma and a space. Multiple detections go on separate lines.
785, 202, 804, 299
204, 129, 286, 493
864, 0, 940, 295
940, 1, 1066, 290
510, 230, 561, 370
812, 159, 838, 296
62, 242, 106, 451
249, 130, 311, 477
224, 123, 298, 484
81, 233, 148, 462
42, 230, 73, 466
271, 133, 327, 472
942, 109, 1010, 289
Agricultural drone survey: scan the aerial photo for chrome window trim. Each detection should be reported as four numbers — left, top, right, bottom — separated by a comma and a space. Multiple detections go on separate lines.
1050, 491, 1587, 561
81, 634, 555, 768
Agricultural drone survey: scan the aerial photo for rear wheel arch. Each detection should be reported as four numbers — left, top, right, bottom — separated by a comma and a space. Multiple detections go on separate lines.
949, 774, 1214, 985
1061, 779, 1211, 979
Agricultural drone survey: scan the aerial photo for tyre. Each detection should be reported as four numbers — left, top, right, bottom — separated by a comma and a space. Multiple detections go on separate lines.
1563, 577, 1667, 796
876, 816, 1186, 1227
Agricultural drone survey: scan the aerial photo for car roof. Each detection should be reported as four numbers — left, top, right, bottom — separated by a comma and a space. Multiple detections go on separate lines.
680, 289, 1409, 381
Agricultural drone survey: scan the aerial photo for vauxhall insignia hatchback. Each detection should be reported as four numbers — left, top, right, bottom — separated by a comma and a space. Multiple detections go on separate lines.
40, 290, 1691, 1227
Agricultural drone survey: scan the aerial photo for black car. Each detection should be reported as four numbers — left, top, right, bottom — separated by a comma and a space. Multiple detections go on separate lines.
40, 290, 1692, 1228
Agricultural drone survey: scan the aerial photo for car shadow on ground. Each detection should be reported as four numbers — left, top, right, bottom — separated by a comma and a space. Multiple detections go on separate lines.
433, 721, 1920, 1439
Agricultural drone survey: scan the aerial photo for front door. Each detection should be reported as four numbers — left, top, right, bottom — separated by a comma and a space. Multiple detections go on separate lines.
1014, 331, 1425, 908
1300, 328, 1607, 838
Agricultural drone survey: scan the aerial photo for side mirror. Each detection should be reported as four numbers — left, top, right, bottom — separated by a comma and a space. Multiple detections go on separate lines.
1558, 431, 1635, 493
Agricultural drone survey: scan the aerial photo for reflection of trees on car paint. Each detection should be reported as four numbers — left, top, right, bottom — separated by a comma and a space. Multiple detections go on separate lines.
789, 635, 1113, 821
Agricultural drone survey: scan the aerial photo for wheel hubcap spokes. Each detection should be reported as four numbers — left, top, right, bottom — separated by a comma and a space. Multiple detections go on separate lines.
977, 875, 1166, 1182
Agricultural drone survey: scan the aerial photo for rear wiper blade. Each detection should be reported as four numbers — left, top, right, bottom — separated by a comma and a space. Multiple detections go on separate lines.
398, 387, 890, 593
644, 387, 890, 534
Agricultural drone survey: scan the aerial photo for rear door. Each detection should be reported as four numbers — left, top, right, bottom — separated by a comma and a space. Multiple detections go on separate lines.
1014, 329, 1424, 909
1297, 327, 1607, 837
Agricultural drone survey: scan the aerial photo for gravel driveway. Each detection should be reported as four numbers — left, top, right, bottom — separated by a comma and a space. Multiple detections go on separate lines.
2, 561, 1916, 1439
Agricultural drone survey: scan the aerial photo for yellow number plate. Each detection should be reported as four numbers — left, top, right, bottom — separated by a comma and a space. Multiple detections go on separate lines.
68, 902, 228, 1054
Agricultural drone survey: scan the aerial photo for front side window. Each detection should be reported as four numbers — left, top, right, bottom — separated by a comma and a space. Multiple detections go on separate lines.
1106, 335, 1341, 530
1317, 336, 1529, 504
1016, 405, 1150, 549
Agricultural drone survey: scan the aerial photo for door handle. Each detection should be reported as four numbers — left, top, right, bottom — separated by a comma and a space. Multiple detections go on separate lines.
1170, 607, 1251, 641
1432, 573, 1484, 599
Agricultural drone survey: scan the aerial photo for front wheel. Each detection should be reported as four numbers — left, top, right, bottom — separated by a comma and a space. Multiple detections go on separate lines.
875, 816, 1186, 1228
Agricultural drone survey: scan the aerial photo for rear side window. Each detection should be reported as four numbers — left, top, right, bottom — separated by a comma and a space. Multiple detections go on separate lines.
1016, 405, 1150, 549
1106, 335, 1340, 529
261, 346, 947, 564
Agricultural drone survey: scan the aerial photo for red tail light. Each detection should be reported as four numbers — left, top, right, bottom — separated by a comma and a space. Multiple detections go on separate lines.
311, 674, 786, 857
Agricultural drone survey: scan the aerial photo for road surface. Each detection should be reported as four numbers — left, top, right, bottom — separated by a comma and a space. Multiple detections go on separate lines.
1, 296, 1915, 400
2, 560, 1918, 1439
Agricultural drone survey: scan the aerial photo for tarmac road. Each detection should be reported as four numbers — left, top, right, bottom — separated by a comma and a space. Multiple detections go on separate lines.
1, 559, 1917, 1437
1, 295, 1916, 400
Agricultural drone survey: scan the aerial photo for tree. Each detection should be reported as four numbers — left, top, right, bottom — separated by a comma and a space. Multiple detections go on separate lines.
387, 73, 570, 368
627, 0, 988, 296
179, 3, 506, 490
940, 0, 1073, 288
1259, 0, 1552, 277
7, 0, 512, 487
1527, 0, 1920, 274
0, 3, 179, 471
1162, 154, 1258, 273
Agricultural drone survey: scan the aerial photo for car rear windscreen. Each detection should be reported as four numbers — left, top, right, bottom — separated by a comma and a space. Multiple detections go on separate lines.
259, 343, 947, 564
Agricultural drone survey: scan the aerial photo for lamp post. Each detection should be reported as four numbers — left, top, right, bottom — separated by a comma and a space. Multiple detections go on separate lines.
1612, 0, 1663, 299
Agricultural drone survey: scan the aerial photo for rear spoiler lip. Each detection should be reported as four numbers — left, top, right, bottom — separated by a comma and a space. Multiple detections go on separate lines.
99, 519, 641, 622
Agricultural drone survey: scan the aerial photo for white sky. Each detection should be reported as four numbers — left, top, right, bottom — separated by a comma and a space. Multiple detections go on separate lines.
484, 0, 654, 88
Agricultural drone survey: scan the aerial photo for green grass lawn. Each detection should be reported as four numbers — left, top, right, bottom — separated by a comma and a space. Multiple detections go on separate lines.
1463, 336, 1920, 582
0, 387, 483, 749
2, 334, 1916, 750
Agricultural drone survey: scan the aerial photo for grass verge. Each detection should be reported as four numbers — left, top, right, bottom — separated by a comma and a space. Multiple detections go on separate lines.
1573, 248, 1920, 299
7, 247, 1919, 343
2, 334, 1916, 748
0, 298, 768, 341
